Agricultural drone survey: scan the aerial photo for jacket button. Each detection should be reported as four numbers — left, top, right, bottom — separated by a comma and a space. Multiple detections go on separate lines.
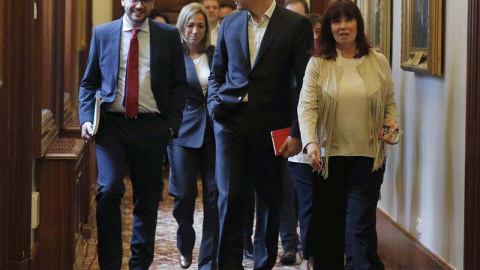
203, 103, 206, 107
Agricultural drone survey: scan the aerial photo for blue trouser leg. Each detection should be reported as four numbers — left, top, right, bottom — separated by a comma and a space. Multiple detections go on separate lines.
346, 157, 385, 270
287, 162, 314, 259
95, 113, 168, 270
279, 159, 298, 252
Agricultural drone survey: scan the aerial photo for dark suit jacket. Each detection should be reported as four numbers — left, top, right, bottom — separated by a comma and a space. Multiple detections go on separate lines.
207, 5, 312, 140
78, 18, 187, 133
172, 45, 215, 148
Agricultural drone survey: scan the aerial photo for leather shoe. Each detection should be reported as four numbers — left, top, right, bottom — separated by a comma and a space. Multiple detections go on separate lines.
243, 237, 253, 260
179, 254, 192, 269
280, 249, 297, 265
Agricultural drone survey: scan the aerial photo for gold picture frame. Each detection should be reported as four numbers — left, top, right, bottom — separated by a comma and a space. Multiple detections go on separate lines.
357, 0, 392, 63
401, 0, 442, 76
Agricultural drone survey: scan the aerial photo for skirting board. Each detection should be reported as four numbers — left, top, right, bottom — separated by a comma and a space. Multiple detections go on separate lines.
376, 208, 455, 270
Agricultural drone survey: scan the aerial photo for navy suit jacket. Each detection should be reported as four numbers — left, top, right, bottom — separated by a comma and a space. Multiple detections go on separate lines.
172, 45, 215, 148
78, 18, 187, 133
207, 5, 312, 141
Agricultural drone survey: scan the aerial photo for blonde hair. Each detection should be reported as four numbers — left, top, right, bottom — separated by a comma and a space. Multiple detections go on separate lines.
176, 3, 211, 52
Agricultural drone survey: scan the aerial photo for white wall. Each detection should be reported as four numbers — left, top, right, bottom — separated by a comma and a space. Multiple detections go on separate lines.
379, 1, 467, 269
93, 0, 113, 26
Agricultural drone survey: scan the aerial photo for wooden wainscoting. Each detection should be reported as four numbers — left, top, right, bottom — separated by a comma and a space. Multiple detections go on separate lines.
377, 209, 453, 270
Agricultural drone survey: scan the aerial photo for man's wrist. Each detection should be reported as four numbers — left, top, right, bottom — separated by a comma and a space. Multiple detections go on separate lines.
169, 128, 175, 137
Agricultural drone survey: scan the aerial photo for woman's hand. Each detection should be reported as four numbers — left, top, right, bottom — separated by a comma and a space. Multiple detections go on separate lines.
383, 120, 399, 145
306, 142, 322, 172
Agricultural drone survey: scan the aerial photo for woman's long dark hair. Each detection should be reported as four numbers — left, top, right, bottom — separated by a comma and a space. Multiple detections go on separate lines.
313, 0, 372, 59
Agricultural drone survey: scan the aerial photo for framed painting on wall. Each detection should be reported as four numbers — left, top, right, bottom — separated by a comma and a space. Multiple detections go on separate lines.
400, 0, 443, 76
357, 0, 392, 63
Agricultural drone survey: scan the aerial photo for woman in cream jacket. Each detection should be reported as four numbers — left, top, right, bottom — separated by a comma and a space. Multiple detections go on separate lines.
297, 1, 399, 269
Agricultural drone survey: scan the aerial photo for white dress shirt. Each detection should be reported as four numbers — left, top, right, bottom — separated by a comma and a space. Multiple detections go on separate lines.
192, 54, 210, 96
242, 0, 276, 102
106, 16, 159, 114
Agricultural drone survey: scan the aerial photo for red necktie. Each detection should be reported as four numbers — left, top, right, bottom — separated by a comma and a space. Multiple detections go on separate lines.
125, 28, 140, 119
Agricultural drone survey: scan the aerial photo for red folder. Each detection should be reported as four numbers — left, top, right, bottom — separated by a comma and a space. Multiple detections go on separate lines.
270, 127, 291, 156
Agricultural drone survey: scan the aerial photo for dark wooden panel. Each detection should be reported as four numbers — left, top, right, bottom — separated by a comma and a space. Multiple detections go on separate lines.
310, 0, 331, 16
0, 0, 35, 269
36, 0, 65, 129
65, 0, 78, 111
377, 209, 452, 269
37, 138, 85, 270
465, 0, 480, 268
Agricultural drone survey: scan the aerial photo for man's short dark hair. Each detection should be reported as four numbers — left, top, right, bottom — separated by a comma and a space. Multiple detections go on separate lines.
219, 3, 235, 10
284, 0, 310, 14
305, 13, 323, 28
149, 10, 170, 24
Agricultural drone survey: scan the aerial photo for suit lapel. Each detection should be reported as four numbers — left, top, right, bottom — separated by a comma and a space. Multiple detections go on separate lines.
150, 19, 160, 89
238, 12, 251, 67
184, 54, 204, 100
205, 47, 214, 102
112, 19, 122, 85
252, 5, 285, 69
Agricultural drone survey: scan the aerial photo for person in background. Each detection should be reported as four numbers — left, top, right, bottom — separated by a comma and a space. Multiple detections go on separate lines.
275, 0, 314, 266
168, 3, 218, 269
79, 0, 186, 268
285, 0, 309, 15
219, 3, 235, 21
286, 11, 323, 270
201, 0, 221, 46
207, 0, 313, 268
297, 0, 399, 269
149, 10, 170, 24
306, 13, 323, 41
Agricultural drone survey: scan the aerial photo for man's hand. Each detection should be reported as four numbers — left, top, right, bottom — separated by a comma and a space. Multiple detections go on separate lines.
305, 142, 322, 172
278, 136, 302, 158
81, 122, 94, 141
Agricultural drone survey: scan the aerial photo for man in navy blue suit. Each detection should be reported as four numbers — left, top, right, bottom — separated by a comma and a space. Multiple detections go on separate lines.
79, 0, 186, 269
207, 0, 312, 269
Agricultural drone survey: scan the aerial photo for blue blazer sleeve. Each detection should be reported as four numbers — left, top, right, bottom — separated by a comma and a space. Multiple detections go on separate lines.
78, 27, 101, 126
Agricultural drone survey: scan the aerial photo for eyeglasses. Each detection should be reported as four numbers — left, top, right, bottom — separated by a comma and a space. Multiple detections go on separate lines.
129, 0, 154, 5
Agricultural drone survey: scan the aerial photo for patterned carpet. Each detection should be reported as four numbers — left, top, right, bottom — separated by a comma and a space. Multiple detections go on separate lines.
83, 173, 302, 269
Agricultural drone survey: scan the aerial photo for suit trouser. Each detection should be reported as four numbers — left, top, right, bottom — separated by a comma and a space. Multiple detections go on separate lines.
167, 126, 218, 270
313, 156, 384, 270
279, 159, 299, 252
243, 179, 255, 247
213, 105, 283, 270
95, 112, 169, 270
287, 162, 315, 260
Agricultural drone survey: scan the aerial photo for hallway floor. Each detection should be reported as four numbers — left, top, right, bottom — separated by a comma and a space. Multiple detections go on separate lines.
82, 174, 300, 270
81, 173, 439, 269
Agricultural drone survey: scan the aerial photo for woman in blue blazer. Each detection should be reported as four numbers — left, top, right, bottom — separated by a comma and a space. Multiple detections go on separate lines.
167, 3, 217, 270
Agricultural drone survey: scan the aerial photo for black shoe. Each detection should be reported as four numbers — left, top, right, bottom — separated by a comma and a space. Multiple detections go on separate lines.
243, 237, 253, 260
179, 254, 192, 269
280, 249, 297, 265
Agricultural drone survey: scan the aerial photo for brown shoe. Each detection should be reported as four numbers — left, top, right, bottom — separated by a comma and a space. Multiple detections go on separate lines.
179, 254, 192, 269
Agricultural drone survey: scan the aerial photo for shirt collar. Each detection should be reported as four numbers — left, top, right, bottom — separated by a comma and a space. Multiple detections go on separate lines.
248, 0, 276, 23
122, 15, 150, 34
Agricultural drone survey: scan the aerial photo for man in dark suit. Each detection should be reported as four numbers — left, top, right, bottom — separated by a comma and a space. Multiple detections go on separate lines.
78, 0, 186, 269
207, 0, 312, 269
